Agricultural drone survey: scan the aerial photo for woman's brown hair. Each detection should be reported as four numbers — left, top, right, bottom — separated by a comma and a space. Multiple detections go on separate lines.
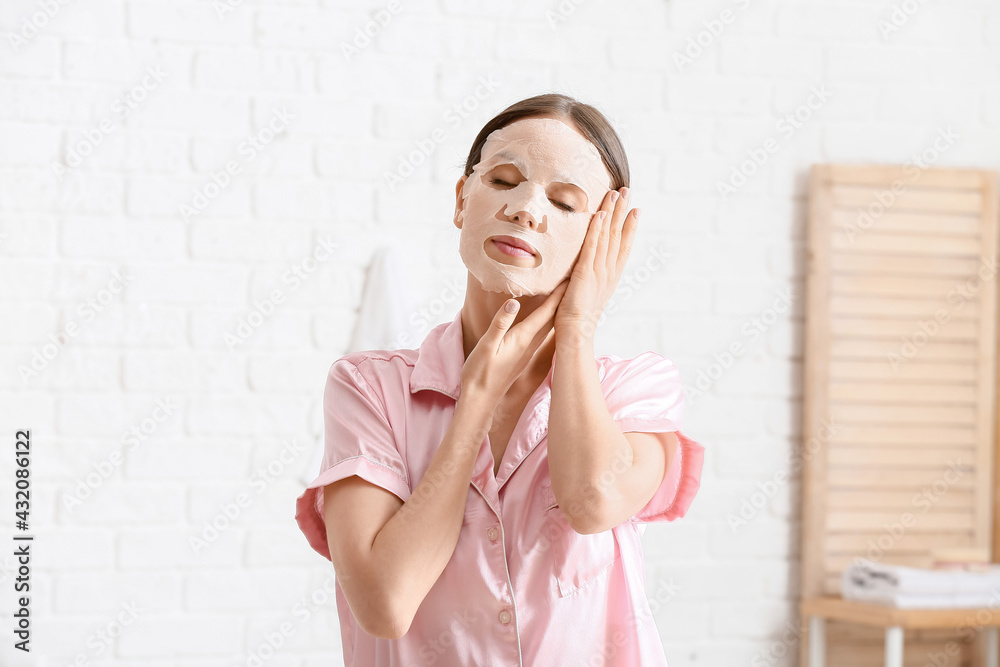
461, 93, 630, 191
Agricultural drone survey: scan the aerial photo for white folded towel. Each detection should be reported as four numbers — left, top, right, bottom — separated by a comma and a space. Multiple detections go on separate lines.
842, 587, 1000, 609
842, 558, 1000, 608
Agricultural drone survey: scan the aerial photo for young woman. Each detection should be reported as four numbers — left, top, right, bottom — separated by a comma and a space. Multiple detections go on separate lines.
295, 93, 705, 666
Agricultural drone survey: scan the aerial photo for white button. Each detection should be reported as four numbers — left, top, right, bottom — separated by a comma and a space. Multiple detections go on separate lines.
498, 610, 511, 624
487, 527, 499, 541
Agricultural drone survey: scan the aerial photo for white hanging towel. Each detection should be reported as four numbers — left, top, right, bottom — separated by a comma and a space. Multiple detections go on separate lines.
842, 558, 1000, 608
347, 243, 424, 354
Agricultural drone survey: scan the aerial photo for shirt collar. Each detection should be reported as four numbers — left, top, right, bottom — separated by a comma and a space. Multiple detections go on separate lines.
409, 309, 466, 400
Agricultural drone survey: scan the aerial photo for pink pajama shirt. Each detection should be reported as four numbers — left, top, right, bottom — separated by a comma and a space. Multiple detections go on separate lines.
295, 309, 705, 666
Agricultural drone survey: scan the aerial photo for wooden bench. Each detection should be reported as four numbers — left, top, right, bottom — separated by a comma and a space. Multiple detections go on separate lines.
802, 596, 1000, 667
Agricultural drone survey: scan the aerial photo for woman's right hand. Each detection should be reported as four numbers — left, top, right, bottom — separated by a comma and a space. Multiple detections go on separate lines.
460, 280, 569, 411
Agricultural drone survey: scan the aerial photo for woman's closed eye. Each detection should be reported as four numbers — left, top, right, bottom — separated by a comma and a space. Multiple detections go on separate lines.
487, 177, 576, 213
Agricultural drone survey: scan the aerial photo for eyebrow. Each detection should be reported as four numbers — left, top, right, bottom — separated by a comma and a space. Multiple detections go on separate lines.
489, 149, 587, 193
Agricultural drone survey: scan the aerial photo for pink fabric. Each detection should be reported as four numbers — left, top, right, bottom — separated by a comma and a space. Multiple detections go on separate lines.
294, 309, 705, 666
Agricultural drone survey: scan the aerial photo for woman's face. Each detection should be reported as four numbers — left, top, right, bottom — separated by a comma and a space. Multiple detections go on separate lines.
454, 117, 612, 297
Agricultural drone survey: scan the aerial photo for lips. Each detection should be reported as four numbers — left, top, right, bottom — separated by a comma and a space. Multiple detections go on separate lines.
492, 235, 537, 256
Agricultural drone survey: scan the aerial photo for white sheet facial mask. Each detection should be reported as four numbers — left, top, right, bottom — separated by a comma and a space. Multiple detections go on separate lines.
456, 117, 612, 297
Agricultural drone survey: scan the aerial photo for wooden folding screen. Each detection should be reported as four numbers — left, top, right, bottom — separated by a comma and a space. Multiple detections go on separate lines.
801, 164, 1000, 666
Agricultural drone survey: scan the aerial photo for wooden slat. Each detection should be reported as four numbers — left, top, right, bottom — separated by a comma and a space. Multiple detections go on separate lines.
830, 185, 983, 213
830, 231, 981, 257
831, 274, 986, 299
827, 511, 975, 531
804, 596, 1000, 628
832, 229, 984, 256
831, 252, 987, 277
827, 467, 975, 490
829, 360, 977, 383
828, 404, 976, 425
829, 209, 982, 237
802, 163, 834, 607
830, 317, 977, 341
830, 295, 980, 318
980, 171, 999, 558
826, 533, 975, 553
827, 489, 973, 510
826, 448, 977, 469
830, 339, 978, 362
823, 164, 987, 190
827, 424, 976, 446
828, 381, 977, 404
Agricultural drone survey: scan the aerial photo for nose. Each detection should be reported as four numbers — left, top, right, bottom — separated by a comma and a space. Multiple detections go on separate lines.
499, 183, 547, 229
509, 208, 539, 228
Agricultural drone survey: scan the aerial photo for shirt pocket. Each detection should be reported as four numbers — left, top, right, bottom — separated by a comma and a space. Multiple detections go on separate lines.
540, 482, 618, 598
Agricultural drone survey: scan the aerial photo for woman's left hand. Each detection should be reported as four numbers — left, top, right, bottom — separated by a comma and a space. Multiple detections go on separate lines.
554, 186, 640, 345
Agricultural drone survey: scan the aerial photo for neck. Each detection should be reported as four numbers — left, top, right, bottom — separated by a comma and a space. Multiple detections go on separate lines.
460, 272, 557, 386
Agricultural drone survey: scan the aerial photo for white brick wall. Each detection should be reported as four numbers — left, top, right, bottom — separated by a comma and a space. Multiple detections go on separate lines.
1, 0, 998, 664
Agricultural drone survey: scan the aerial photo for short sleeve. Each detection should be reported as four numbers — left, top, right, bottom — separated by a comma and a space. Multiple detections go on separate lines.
294, 359, 412, 561
601, 351, 705, 524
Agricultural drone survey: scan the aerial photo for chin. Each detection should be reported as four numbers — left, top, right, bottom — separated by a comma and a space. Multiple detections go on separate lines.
473, 273, 531, 298
479, 274, 567, 299
484, 282, 536, 298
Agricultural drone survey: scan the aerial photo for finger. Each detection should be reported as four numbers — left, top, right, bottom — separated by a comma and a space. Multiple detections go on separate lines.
483, 298, 521, 349
579, 209, 606, 270
606, 188, 629, 270
579, 190, 614, 266
592, 190, 621, 269
615, 209, 640, 276
594, 195, 613, 271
